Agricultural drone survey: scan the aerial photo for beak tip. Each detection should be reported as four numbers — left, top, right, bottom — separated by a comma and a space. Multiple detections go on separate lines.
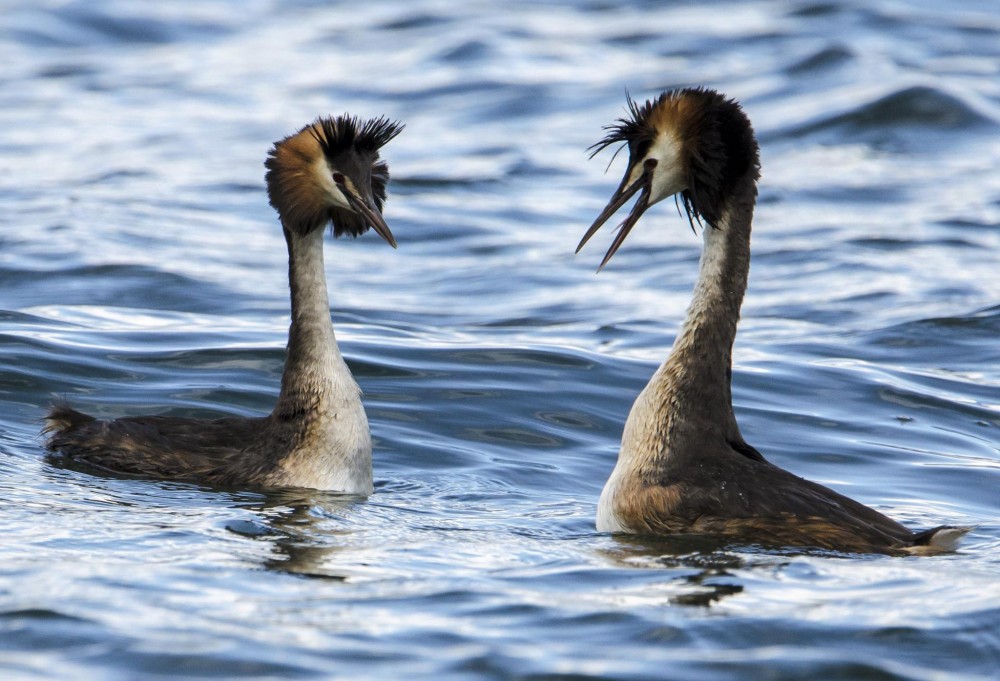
380, 230, 398, 249
579, 170, 650, 270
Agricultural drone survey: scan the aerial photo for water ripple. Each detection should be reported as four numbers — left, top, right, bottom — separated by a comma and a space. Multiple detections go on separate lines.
2, 1, 998, 679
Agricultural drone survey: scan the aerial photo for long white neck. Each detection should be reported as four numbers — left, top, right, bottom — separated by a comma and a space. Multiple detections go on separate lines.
633, 193, 754, 442
662, 203, 751, 428
272, 227, 372, 494
597, 185, 755, 531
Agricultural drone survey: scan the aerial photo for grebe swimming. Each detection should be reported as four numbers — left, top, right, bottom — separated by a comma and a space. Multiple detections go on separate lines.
45, 114, 404, 494
578, 88, 969, 554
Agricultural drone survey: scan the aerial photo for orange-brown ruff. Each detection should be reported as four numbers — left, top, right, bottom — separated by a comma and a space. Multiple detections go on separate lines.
579, 88, 970, 554
44, 114, 404, 494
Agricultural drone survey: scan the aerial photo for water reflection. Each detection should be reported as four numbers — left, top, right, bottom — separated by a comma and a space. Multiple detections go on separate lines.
3, 0, 997, 676
598, 535, 750, 607
229, 488, 364, 580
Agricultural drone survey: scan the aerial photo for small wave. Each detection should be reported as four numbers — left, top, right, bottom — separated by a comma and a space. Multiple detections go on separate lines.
4, 263, 239, 314
782, 85, 996, 148
785, 45, 856, 75
869, 305, 1000, 345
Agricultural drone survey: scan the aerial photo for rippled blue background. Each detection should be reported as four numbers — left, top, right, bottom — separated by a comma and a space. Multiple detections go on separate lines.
2, 1, 998, 679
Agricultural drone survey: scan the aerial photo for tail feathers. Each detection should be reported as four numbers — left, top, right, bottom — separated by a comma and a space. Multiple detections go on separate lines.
905, 525, 973, 555
42, 403, 95, 444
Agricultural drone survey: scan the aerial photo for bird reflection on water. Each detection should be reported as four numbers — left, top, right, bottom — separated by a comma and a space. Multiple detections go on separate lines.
227, 488, 364, 581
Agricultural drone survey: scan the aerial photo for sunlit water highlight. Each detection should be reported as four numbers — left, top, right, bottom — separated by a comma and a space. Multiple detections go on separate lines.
1, 1, 998, 679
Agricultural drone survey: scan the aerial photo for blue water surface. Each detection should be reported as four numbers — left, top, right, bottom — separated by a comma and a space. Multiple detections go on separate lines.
1, 1, 998, 679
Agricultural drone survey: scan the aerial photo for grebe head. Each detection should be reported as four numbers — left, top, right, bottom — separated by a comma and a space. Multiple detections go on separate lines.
577, 88, 759, 269
265, 114, 405, 245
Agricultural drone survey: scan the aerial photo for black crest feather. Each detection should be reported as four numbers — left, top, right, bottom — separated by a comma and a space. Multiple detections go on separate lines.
265, 114, 404, 238
590, 87, 760, 231
588, 91, 663, 162
311, 114, 405, 159
314, 115, 404, 221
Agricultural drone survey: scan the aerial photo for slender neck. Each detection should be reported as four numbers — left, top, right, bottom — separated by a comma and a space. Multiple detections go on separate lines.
651, 178, 756, 437
273, 226, 350, 418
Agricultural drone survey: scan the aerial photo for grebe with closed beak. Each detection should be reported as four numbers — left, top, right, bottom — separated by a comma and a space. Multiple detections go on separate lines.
45, 114, 404, 494
578, 88, 969, 554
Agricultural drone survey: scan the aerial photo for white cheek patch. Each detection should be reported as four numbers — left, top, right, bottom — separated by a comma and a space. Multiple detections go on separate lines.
624, 161, 646, 189
312, 158, 352, 210
645, 131, 687, 206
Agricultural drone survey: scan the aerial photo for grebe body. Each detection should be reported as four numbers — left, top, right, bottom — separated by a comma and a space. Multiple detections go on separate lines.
579, 88, 969, 554
45, 114, 404, 494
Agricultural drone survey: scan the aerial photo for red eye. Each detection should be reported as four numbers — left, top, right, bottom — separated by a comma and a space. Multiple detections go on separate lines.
332, 172, 345, 184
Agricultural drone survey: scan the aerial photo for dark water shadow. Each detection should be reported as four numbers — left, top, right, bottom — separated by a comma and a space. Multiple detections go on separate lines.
594, 534, 749, 607
596, 532, 888, 607
226, 488, 367, 581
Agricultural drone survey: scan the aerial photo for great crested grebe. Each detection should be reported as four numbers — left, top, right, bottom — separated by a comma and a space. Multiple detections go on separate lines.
578, 88, 970, 554
44, 114, 404, 494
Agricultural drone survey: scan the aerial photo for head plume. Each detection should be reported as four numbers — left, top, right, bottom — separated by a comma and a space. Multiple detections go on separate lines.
264, 114, 404, 238
591, 87, 759, 230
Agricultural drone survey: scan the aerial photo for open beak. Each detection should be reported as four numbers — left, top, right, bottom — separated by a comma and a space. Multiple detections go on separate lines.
345, 191, 397, 249
576, 164, 654, 271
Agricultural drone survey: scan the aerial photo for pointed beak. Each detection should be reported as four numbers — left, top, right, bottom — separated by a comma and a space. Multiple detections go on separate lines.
577, 162, 655, 271
344, 190, 397, 249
